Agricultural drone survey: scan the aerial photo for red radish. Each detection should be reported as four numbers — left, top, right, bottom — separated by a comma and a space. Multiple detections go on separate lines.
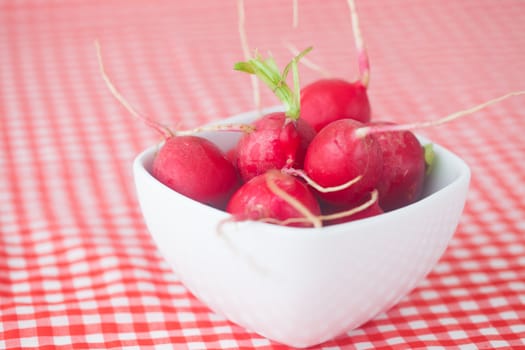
300, 79, 370, 131
225, 147, 239, 168
350, 91, 525, 210
303, 118, 383, 206
95, 41, 240, 209
299, 0, 371, 132
234, 48, 316, 182
235, 113, 315, 181
227, 170, 321, 228
369, 122, 426, 211
152, 136, 239, 208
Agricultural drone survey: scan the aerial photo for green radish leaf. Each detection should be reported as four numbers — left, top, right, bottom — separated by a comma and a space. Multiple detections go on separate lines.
265, 57, 280, 75
233, 47, 313, 120
424, 143, 435, 176
234, 62, 256, 74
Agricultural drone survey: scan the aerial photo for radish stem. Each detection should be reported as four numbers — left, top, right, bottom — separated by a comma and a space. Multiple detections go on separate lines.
234, 47, 313, 120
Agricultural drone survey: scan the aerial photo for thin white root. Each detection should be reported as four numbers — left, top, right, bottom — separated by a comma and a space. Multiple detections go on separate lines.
231, 189, 380, 227
216, 217, 269, 275
175, 123, 255, 136
94, 40, 173, 138
355, 90, 525, 138
347, 0, 370, 87
292, 0, 299, 28
321, 189, 378, 222
283, 168, 363, 193
237, 0, 261, 112
259, 216, 314, 227
216, 216, 237, 237
266, 173, 323, 228
284, 41, 332, 78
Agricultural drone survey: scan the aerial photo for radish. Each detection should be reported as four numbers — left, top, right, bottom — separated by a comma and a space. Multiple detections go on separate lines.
226, 170, 321, 228
312, 91, 525, 207
300, 79, 371, 131
299, 0, 371, 132
234, 112, 315, 181
303, 118, 383, 206
234, 48, 316, 182
95, 41, 240, 209
351, 91, 525, 210
225, 170, 379, 228
368, 122, 426, 211
152, 136, 240, 208
306, 90, 525, 209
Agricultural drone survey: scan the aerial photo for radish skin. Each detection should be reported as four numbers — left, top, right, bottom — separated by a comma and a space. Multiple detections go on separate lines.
300, 79, 371, 131
236, 112, 314, 182
226, 170, 321, 228
153, 136, 239, 209
303, 119, 383, 206
369, 122, 425, 211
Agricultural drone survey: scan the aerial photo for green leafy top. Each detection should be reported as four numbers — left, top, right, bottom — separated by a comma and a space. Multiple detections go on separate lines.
234, 47, 312, 120
424, 143, 435, 176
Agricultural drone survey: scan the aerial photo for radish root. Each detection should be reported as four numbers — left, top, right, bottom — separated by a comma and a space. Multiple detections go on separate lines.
259, 189, 379, 226
95, 40, 173, 138
321, 189, 378, 222
355, 90, 525, 138
283, 168, 363, 193
347, 0, 370, 87
96, 40, 254, 137
265, 173, 323, 228
292, 0, 299, 28
237, 0, 261, 112
220, 185, 378, 229
284, 41, 332, 78
216, 216, 269, 275
176, 123, 255, 135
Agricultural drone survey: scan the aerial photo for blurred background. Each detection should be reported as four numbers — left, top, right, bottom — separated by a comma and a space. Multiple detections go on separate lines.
2, 0, 524, 227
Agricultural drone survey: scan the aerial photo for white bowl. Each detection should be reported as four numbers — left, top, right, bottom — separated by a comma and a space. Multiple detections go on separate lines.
133, 108, 471, 348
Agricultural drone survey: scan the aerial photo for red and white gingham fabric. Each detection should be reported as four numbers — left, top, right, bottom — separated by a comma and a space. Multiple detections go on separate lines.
1, 0, 525, 349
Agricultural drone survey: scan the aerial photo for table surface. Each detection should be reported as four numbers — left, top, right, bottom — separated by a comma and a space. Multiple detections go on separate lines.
1, 1, 525, 349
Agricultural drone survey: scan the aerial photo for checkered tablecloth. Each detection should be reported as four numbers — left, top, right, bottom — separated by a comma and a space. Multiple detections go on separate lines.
1, 0, 524, 349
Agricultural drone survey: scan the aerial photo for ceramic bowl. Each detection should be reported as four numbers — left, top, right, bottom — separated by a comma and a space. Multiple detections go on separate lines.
133, 108, 471, 348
